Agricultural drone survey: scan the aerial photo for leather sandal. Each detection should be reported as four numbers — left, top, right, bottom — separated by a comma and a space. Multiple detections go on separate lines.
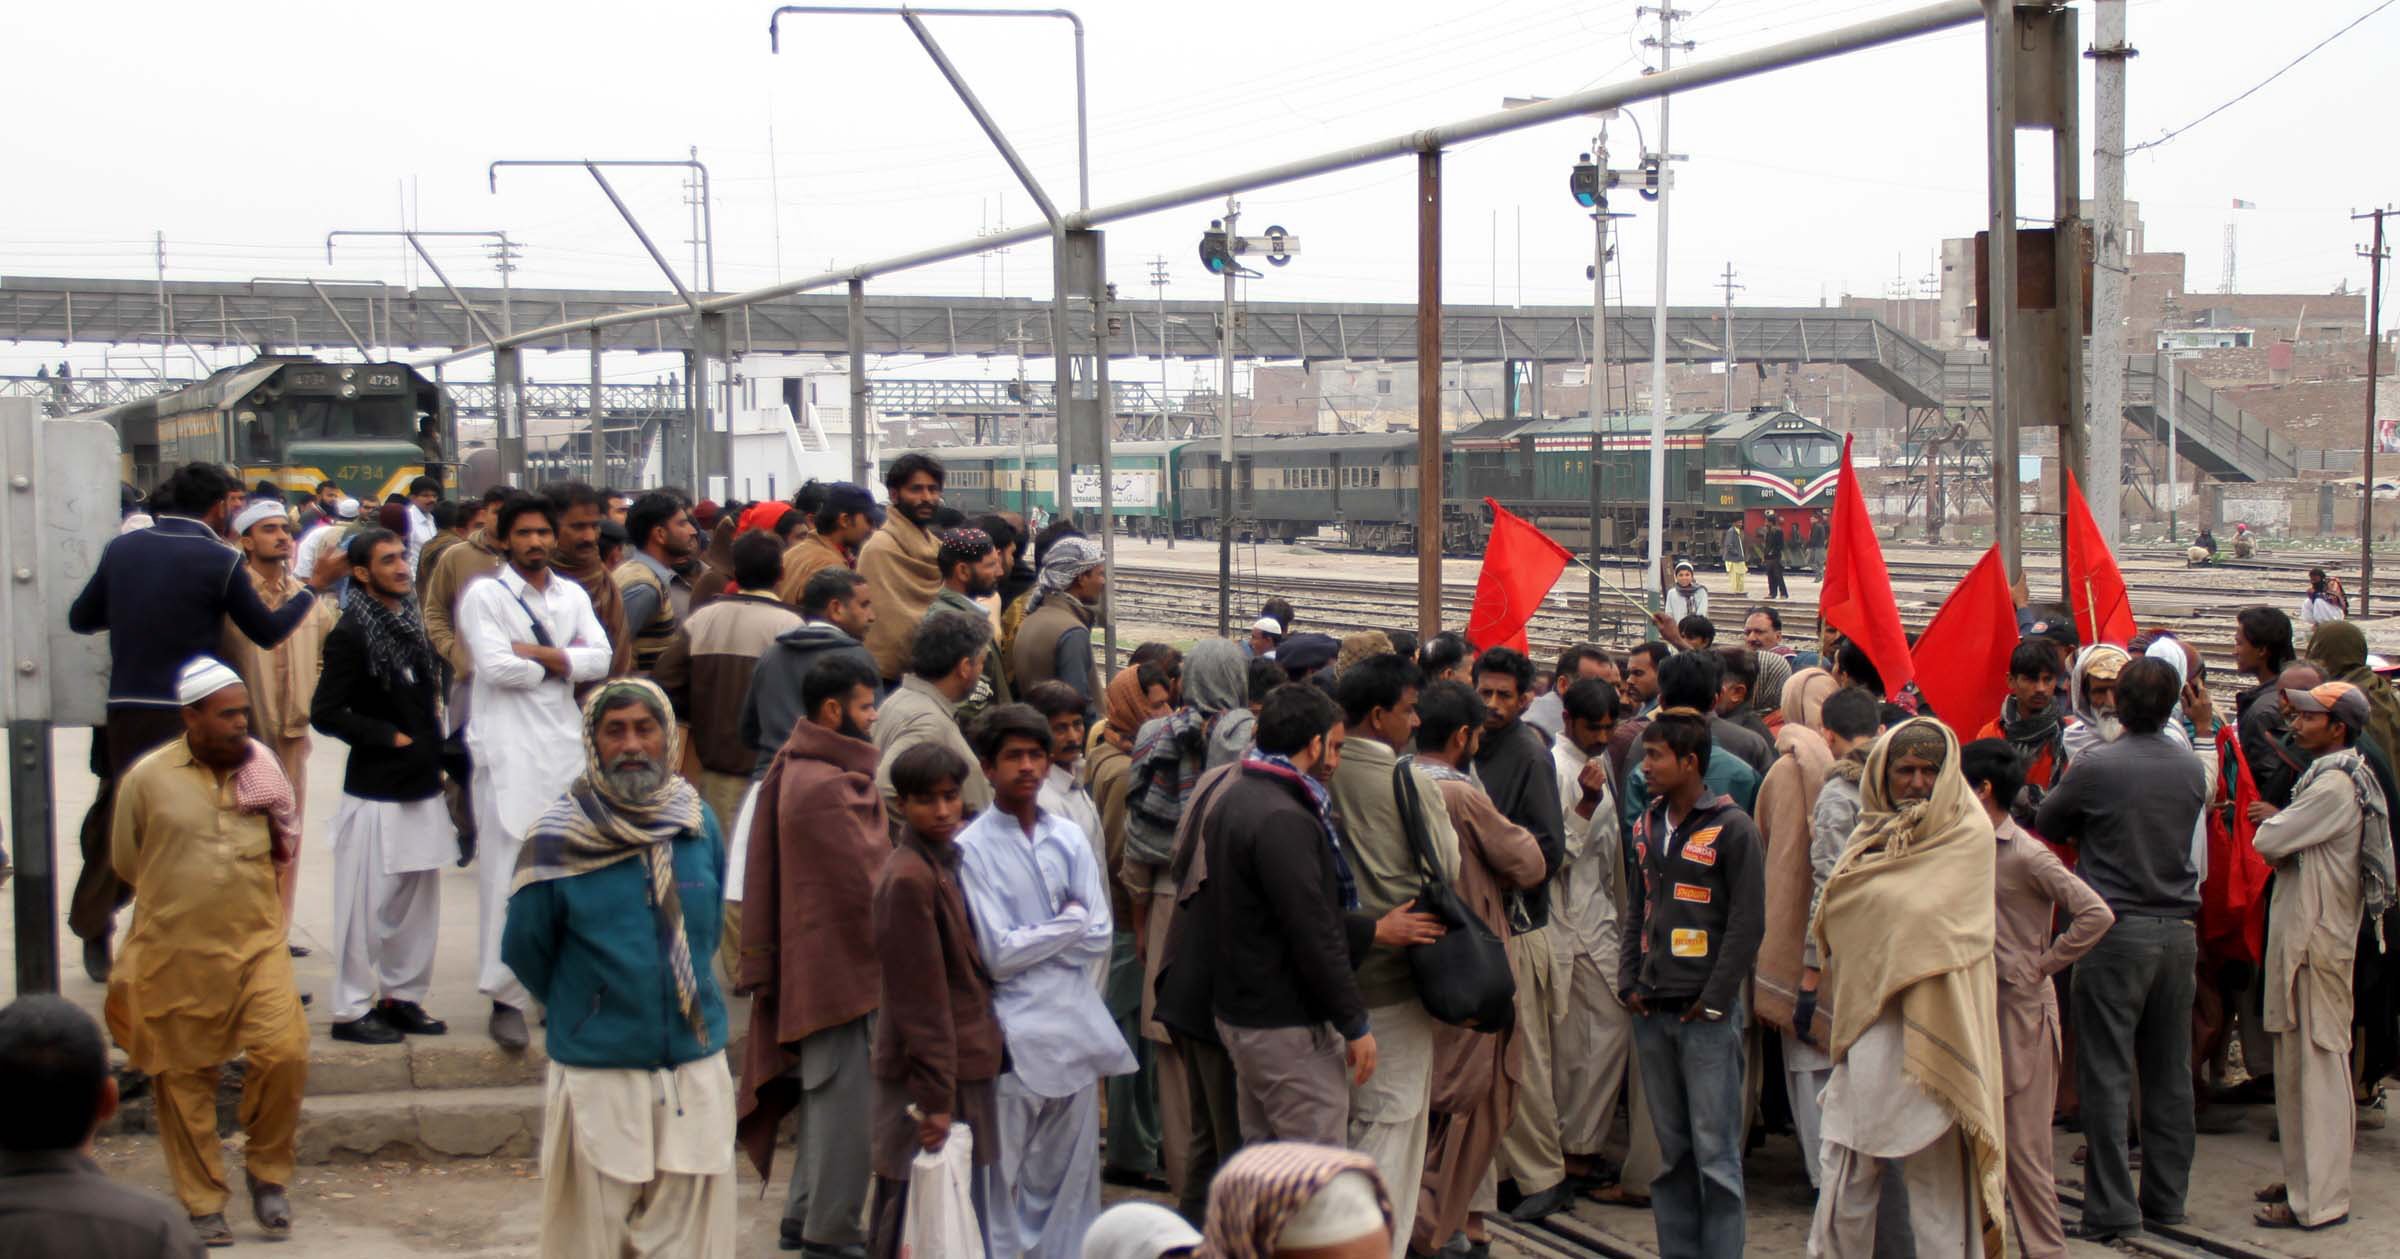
248, 1172, 293, 1235
2255, 1182, 2288, 1204
2255, 1202, 2346, 1230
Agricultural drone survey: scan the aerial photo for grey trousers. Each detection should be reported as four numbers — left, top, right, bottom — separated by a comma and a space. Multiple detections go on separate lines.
1219, 1018, 1349, 1147
782, 1015, 876, 1246
1103, 931, 1162, 1175
2071, 914, 2198, 1233
1632, 1005, 1748, 1259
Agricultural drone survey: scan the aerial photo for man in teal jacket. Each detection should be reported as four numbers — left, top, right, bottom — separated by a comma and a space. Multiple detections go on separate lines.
502, 678, 733, 1259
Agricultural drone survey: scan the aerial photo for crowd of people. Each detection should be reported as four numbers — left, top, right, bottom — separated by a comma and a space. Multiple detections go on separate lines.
8, 447, 2397, 1259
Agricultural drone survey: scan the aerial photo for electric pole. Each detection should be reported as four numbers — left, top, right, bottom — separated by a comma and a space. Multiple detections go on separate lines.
2088, 0, 2132, 545
1640, 4, 1691, 604
1151, 256, 1174, 547
1718, 261, 1743, 410
2359, 205, 2390, 616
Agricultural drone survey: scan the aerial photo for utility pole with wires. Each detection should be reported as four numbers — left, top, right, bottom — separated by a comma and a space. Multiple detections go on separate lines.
2359, 205, 2390, 616
1149, 255, 1179, 549
487, 237, 520, 337
1718, 261, 1743, 410
154, 231, 169, 388
1639, 3, 1691, 602
1007, 320, 1035, 522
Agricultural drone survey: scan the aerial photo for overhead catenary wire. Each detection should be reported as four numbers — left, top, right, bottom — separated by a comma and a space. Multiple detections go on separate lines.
2125, 0, 2398, 154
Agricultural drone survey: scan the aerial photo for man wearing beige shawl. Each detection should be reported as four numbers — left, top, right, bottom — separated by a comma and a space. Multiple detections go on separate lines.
857, 453, 949, 681
1751, 667, 1838, 1188
1806, 719, 2006, 1259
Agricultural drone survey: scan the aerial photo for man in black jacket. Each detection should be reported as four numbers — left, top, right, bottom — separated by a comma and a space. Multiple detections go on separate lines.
67, 463, 347, 981
1203, 683, 1441, 1147
741, 567, 879, 773
1620, 708, 1764, 1259
310, 530, 454, 1045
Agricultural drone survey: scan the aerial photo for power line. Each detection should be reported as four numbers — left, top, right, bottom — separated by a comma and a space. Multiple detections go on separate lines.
2126, 0, 2397, 154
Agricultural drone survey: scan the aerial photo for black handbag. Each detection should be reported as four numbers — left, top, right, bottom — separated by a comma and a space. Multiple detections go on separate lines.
1392, 759, 1517, 1031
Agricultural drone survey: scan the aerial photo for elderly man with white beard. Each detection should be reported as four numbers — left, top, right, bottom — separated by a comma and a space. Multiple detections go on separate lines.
502, 678, 734, 1258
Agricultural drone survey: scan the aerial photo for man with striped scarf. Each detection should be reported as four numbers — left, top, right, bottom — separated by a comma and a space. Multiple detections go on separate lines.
501, 679, 734, 1259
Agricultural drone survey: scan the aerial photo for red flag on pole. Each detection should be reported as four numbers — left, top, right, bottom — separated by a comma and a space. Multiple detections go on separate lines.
1817, 434, 1916, 700
1910, 545, 2019, 739
2064, 469, 2138, 646
1468, 498, 1573, 653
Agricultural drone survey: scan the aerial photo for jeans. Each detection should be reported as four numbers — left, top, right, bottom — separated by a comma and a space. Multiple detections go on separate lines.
1631, 1002, 1747, 1259
2071, 914, 2198, 1232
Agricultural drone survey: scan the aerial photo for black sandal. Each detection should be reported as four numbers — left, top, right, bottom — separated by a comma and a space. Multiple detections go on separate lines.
248, 1172, 292, 1235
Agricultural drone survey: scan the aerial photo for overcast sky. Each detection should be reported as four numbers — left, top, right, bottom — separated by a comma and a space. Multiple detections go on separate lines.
5, 0, 2393, 380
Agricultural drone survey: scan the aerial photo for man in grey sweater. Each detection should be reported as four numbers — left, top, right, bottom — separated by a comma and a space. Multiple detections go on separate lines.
2035, 656, 2209, 1243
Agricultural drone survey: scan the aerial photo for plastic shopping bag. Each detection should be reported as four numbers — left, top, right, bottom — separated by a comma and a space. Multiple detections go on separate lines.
901, 1122, 983, 1259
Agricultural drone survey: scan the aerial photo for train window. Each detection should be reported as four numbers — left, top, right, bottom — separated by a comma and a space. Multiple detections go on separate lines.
1751, 434, 1839, 470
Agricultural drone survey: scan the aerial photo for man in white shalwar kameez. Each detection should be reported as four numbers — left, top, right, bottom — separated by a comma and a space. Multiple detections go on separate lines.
2248, 681, 2386, 1233
456, 494, 614, 1049
310, 528, 454, 1043
956, 704, 1137, 1258
1807, 720, 2008, 1259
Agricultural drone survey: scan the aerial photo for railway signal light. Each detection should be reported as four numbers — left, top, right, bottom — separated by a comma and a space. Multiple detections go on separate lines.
1199, 222, 1244, 277
1638, 154, 1663, 202
1571, 154, 1601, 208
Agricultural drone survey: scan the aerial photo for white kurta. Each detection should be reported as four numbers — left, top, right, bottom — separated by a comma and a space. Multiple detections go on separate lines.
456, 564, 612, 1008
1808, 1009, 1979, 1259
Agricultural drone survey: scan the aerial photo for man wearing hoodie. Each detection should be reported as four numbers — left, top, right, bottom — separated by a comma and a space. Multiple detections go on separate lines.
741, 567, 878, 773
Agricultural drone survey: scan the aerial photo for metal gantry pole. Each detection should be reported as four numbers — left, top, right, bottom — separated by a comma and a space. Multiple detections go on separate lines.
432, 1, 1985, 369
589, 331, 606, 484
848, 279, 871, 488
1217, 199, 1239, 639
1417, 151, 1444, 639
1643, 4, 1682, 607
1587, 196, 1609, 640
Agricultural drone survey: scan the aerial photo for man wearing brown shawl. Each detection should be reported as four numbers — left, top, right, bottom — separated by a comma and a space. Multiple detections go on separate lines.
1409, 681, 1547, 1256
545, 481, 635, 679
1806, 719, 2006, 1259
1752, 666, 1838, 1187
736, 651, 887, 1256
859, 454, 949, 681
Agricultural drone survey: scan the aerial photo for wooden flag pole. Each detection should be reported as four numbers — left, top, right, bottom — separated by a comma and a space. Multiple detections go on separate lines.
1565, 555, 1659, 619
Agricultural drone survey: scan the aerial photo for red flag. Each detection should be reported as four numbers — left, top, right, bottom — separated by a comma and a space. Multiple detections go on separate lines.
1468, 498, 1572, 653
2064, 470, 2137, 645
1910, 545, 2019, 739
1817, 434, 1915, 700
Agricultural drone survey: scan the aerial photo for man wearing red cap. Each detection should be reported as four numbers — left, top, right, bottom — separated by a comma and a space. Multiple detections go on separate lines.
2248, 681, 2390, 1232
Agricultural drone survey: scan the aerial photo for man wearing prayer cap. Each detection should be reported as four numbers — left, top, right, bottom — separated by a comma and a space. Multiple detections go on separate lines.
501, 678, 734, 1258
220, 495, 336, 933
1011, 535, 1108, 714
1200, 1142, 1394, 1259
68, 463, 347, 983
104, 655, 311, 1247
